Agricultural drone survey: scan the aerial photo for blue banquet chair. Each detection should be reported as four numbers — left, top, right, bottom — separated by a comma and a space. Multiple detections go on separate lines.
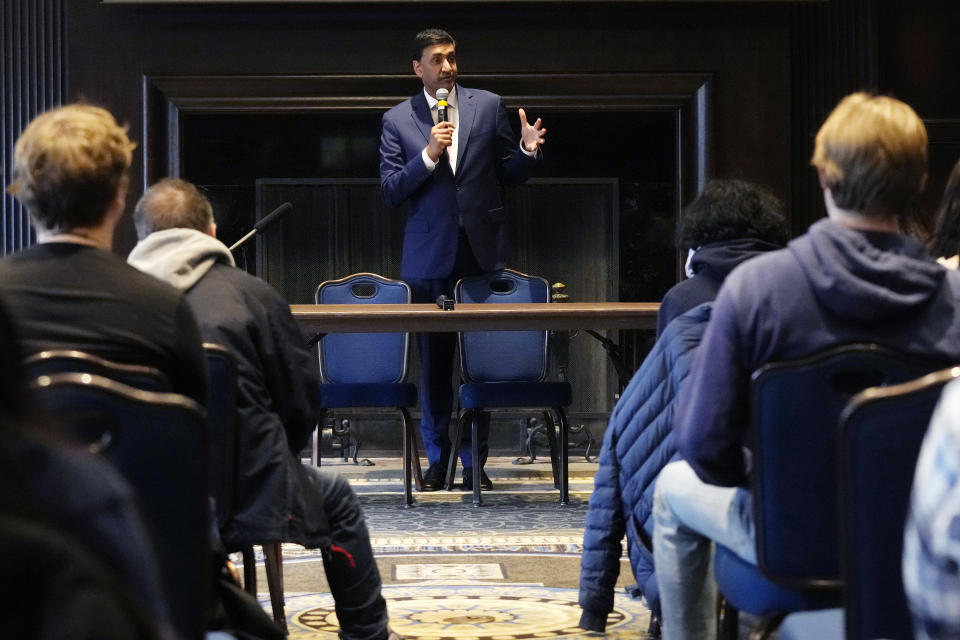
714, 344, 947, 640
446, 268, 572, 507
314, 272, 421, 506
778, 365, 959, 640
28, 372, 209, 640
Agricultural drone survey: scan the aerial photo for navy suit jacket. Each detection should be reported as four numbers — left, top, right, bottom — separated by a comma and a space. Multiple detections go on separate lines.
379, 85, 539, 279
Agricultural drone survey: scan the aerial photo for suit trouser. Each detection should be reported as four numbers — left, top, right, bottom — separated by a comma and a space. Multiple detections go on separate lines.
304, 467, 388, 640
406, 228, 489, 469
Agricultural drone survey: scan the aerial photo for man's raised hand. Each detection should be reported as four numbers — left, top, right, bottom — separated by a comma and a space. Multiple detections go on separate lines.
519, 108, 546, 153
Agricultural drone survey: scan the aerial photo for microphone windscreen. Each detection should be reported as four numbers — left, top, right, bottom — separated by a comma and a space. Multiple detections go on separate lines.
436, 88, 449, 102
254, 202, 293, 231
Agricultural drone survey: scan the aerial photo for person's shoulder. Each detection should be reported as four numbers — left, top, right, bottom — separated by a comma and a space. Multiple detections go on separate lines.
111, 253, 186, 300
211, 263, 290, 307
459, 86, 499, 101
723, 245, 796, 290
384, 93, 418, 119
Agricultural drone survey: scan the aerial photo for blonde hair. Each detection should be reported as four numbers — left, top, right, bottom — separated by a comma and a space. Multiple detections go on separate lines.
811, 92, 927, 216
134, 178, 214, 239
8, 104, 136, 231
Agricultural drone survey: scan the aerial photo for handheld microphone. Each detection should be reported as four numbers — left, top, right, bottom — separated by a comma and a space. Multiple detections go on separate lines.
436, 88, 449, 123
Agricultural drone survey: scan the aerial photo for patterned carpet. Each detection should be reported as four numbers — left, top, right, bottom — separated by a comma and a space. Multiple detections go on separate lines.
247, 457, 653, 639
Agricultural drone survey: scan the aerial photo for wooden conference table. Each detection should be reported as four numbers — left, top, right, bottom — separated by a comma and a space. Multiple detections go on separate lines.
290, 301, 660, 335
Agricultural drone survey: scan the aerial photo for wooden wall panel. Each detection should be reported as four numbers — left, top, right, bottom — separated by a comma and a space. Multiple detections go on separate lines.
1, 0, 66, 254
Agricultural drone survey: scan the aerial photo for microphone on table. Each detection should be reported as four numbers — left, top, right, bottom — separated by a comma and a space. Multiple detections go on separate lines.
436, 88, 449, 123
229, 202, 294, 253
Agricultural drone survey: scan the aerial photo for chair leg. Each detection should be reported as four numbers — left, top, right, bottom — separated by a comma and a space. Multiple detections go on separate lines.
555, 407, 570, 505
445, 411, 467, 490
542, 410, 560, 488
242, 546, 257, 596
263, 543, 287, 634
400, 408, 416, 507
408, 422, 423, 490
313, 409, 327, 468
471, 411, 482, 507
717, 596, 738, 640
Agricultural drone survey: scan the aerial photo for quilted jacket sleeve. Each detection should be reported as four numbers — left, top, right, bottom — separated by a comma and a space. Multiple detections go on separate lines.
578, 421, 626, 631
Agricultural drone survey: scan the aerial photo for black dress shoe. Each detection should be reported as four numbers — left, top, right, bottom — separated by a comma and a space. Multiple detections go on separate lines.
461, 468, 493, 491
421, 462, 446, 491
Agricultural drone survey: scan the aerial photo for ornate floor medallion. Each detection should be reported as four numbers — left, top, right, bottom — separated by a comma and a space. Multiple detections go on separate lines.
285, 584, 647, 639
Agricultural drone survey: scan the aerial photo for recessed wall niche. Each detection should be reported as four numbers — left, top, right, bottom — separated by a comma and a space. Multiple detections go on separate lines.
146, 72, 710, 424
181, 109, 677, 306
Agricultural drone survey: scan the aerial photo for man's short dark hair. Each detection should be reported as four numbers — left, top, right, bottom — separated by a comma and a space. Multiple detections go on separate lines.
676, 179, 789, 249
413, 28, 455, 61
133, 178, 214, 240
929, 157, 960, 259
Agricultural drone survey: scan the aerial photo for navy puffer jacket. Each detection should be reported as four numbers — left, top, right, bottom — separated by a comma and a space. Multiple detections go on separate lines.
578, 303, 711, 631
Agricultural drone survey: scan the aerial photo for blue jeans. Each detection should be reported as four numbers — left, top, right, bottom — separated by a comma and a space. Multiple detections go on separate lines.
652, 460, 756, 640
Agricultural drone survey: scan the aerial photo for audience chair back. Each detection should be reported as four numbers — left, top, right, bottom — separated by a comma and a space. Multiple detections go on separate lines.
750, 343, 945, 588
202, 344, 286, 633
715, 345, 948, 639
837, 366, 959, 639
451, 269, 572, 506
22, 349, 171, 392
203, 343, 238, 532
314, 273, 420, 506
29, 373, 209, 640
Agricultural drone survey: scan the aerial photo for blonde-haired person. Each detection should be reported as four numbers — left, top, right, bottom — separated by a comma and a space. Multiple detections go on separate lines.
0, 103, 206, 403
652, 92, 960, 640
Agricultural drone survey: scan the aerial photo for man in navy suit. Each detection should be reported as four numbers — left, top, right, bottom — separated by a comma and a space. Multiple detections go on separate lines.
379, 28, 547, 491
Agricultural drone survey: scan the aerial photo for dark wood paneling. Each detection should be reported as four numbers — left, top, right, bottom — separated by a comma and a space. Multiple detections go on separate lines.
60, 1, 792, 256
1, 0, 66, 254
790, 0, 878, 235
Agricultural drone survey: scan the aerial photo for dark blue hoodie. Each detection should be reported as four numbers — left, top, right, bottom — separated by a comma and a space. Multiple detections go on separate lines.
657, 238, 782, 337
677, 219, 960, 487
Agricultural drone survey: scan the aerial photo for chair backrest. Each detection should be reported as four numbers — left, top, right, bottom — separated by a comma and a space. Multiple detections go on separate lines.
203, 343, 238, 532
29, 373, 209, 640
751, 343, 947, 589
315, 273, 411, 384
837, 366, 959, 640
22, 349, 171, 392
455, 268, 550, 383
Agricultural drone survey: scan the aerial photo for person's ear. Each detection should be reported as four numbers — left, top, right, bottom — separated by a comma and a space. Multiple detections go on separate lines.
413, 59, 423, 79
817, 168, 828, 191
208, 222, 217, 239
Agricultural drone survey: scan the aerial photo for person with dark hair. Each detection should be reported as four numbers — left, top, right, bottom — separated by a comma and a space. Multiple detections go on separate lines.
579, 180, 784, 634
653, 92, 960, 640
0, 294, 174, 639
129, 178, 401, 640
0, 104, 206, 404
928, 157, 960, 268
656, 179, 789, 337
379, 28, 547, 491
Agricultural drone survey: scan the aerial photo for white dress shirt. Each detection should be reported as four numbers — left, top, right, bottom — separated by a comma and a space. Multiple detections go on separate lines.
421, 87, 459, 173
